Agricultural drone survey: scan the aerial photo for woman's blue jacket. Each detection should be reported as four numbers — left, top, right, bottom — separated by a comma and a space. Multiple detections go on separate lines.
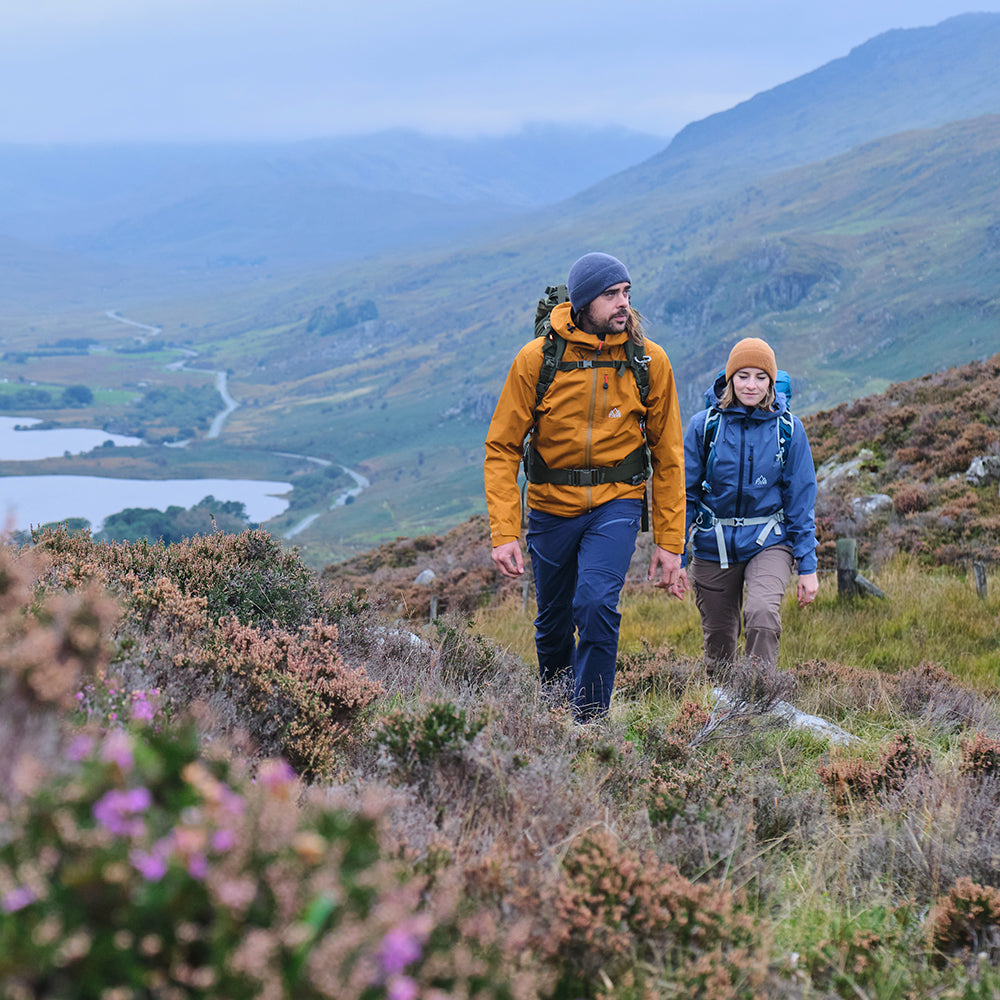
682, 390, 818, 573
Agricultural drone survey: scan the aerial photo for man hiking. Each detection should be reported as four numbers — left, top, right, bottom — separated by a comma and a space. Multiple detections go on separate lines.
484, 252, 687, 722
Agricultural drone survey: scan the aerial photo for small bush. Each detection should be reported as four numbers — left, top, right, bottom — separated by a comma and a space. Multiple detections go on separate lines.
548, 827, 767, 998
375, 700, 487, 786
960, 732, 1000, 780
928, 878, 1000, 964
818, 732, 928, 814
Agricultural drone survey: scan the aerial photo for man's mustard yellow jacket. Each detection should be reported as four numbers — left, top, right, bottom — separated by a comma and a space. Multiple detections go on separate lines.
484, 301, 686, 552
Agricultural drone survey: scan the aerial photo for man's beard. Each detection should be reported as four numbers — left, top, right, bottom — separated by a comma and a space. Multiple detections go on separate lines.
581, 304, 629, 337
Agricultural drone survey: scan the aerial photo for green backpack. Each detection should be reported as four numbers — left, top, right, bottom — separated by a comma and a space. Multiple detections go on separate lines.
531, 284, 650, 410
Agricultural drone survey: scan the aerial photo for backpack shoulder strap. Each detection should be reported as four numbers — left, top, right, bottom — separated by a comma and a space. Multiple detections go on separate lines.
624, 339, 650, 406
776, 411, 794, 466
534, 332, 567, 411
701, 407, 722, 494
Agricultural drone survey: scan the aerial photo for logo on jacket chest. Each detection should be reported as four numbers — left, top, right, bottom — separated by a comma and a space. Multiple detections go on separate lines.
608, 407, 622, 419
754, 475, 768, 486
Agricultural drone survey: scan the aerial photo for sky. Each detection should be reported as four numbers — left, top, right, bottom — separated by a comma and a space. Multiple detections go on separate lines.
1, 0, 997, 144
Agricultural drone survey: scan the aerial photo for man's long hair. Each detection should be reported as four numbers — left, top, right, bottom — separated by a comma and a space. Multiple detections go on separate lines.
626, 308, 645, 348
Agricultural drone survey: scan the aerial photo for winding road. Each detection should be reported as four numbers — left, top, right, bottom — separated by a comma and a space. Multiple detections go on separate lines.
104, 310, 368, 537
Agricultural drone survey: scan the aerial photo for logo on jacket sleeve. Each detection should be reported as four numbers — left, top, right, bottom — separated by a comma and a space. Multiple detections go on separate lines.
608, 407, 622, 419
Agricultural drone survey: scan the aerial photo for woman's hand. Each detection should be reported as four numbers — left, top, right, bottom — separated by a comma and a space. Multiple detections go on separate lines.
797, 571, 819, 607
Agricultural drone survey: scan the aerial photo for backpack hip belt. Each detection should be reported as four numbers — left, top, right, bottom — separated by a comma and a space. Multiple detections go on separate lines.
523, 442, 649, 487
692, 505, 785, 570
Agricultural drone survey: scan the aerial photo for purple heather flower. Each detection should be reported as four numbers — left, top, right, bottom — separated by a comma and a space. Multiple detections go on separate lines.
66, 734, 95, 761
379, 926, 423, 977
131, 694, 156, 723
1, 886, 36, 913
130, 847, 169, 882
187, 853, 209, 880
211, 828, 236, 853
92, 787, 152, 838
257, 759, 296, 789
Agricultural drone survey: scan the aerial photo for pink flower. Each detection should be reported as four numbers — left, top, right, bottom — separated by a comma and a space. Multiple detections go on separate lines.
66, 734, 95, 761
131, 694, 156, 723
212, 828, 236, 852
187, 853, 208, 879
131, 846, 169, 882
257, 759, 296, 790
387, 975, 419, 1000
100, 730, 134, 773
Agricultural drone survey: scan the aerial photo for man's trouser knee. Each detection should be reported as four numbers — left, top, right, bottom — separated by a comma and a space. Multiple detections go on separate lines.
527, 499, 641, 720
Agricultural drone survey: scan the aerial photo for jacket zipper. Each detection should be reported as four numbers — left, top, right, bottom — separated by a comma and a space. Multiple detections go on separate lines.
585, 350, 601, 507
735, 421, 746, 516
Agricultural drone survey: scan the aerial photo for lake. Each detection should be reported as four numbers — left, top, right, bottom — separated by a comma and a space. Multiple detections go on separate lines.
0, 417, 291, 531
0, 475, 293, 532
0, 416, 143, 459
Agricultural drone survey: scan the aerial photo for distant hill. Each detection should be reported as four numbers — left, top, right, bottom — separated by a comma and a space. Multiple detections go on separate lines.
0, 125, 666, 276
571, 12, 1000, 208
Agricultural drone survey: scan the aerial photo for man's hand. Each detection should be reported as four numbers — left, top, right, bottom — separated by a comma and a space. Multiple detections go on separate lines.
492, 540, 525, 579
648, 546, 687, 598
797, 571, 819, 607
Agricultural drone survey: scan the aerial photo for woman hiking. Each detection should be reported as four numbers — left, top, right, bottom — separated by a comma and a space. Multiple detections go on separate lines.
669, 337, 818, 676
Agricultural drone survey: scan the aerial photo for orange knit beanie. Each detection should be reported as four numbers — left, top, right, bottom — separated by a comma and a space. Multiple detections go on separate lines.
725, 337, 777, 382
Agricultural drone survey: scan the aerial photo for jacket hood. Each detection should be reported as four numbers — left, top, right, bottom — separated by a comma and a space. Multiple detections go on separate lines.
549, 300, 631, 351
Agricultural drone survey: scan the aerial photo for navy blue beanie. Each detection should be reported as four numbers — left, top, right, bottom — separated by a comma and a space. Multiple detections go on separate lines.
567, 252, 631, 310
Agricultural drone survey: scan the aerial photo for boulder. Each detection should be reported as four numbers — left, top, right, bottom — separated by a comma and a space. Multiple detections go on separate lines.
965, 455, 1000, 486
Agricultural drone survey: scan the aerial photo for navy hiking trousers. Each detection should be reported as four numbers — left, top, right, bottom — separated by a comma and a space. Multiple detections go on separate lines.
526, 498, 641, 722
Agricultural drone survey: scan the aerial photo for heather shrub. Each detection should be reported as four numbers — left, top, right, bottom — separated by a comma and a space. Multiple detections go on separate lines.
646, 749, 738, 826
818, 732, 929, 814
0, 542, 121, 801
548, 827, 767, 998
928, 878, 1000, 964
796, 904, 920, 997
0, 723, 533, 1000
615, 638, 700, 697
33, 525, 324, 633
375, 700, 488, 786
960, 732, 1000, 780
433, 615, 518, 687
206, 616, 384, 777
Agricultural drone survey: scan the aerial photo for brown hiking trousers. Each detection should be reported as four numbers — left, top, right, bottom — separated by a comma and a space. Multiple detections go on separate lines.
690, 545, 794, 673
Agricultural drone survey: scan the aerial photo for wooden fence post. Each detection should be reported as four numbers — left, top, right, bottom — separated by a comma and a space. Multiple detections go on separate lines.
974, 561, 988, 599
836, 538, 886, 599
836, 538, 858, 598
